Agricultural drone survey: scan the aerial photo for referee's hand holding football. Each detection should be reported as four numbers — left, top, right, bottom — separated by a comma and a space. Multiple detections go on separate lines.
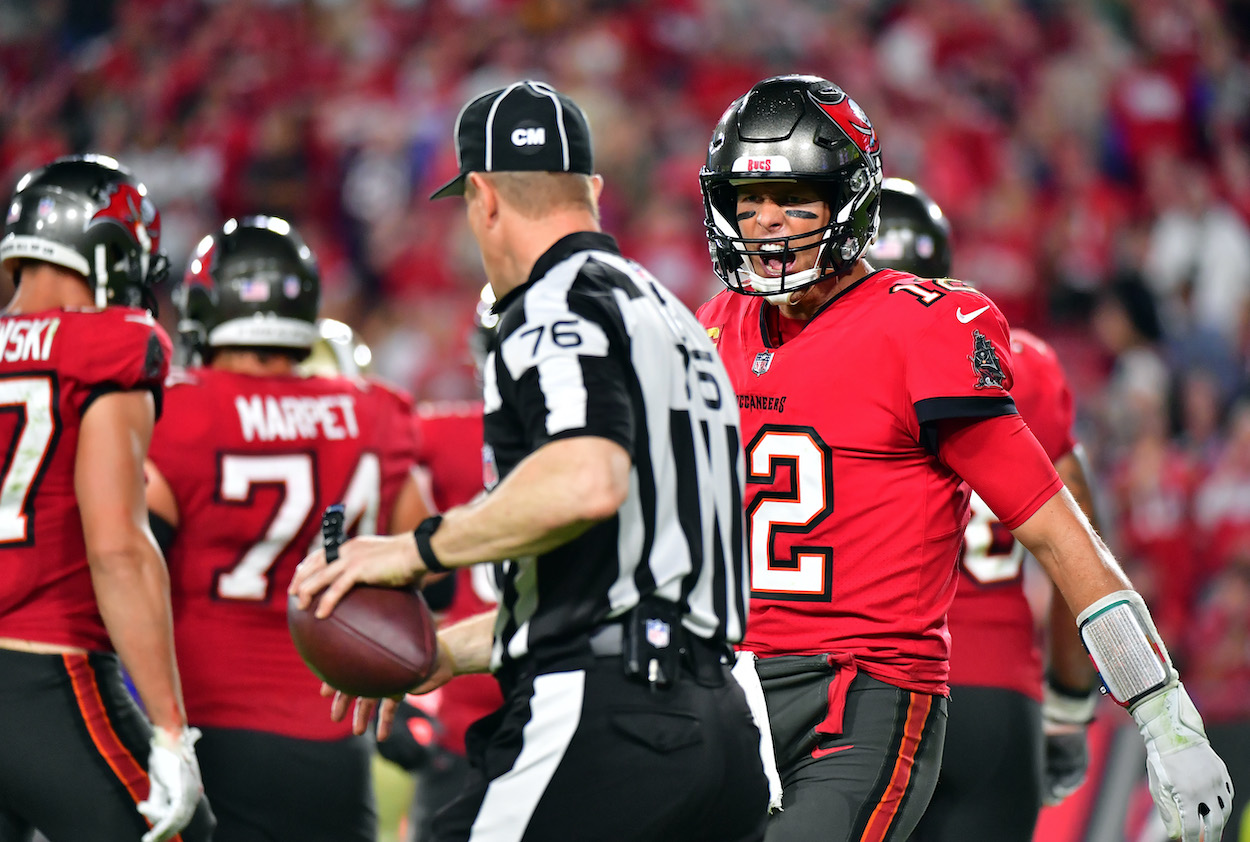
322, 629, 470, 734
289, 532, 429, 619
316, 610, 488, 741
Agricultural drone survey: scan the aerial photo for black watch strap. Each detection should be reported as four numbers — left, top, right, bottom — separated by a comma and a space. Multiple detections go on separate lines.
413, 515, 449, 573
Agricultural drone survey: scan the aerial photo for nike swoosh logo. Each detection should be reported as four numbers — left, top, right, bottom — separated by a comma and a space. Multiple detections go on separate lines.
812, 744, 855, 759
956, 305, 990, 324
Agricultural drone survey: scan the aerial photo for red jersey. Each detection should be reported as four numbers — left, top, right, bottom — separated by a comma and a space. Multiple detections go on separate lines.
409, 400, 502, 756
949, 329, 1077, 700
413, 401, 489, 514
698, 270, 1022, 695
148, 369, 418, 739
0, 307, 169, 652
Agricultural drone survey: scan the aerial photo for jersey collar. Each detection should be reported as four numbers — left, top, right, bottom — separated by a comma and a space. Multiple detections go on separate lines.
493, 231, 621, 316
756, 268, 887, 349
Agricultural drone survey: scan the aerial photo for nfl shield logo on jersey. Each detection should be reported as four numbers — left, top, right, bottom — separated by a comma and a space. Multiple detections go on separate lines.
645, 618, 671, 649
752, 350, 774, 377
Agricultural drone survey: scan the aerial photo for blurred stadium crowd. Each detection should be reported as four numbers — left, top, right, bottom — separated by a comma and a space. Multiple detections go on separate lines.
4, 0, 1250, 835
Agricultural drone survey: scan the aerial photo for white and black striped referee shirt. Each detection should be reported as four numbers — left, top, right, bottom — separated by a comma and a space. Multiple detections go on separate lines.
482, 232, 748, 674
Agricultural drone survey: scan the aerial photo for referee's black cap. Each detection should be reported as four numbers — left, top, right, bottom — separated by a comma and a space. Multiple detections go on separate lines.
430, 80, 595, 200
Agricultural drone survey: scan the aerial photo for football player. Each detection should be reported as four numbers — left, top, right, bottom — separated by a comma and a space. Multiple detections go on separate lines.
695, 75, 1232, 842
0, 155, 214, 842
870, 179, 1101, 841
144, 215, 430, 842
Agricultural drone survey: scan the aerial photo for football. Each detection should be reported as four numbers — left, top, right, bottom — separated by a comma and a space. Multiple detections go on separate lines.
288, 584, 439, 698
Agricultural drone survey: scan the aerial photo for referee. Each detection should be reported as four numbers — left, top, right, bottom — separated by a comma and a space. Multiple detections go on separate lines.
291, 80, 769, 842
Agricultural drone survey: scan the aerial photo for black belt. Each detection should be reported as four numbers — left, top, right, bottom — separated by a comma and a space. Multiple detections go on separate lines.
588, 622, 627, 657
588, 621, 731, 686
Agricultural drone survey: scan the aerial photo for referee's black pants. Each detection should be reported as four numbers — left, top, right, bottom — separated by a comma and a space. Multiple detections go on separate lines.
431, 653, 770, 842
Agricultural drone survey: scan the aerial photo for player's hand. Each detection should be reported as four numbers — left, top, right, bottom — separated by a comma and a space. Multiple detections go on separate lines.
1041, 680, 1097, 805
137, 726, 203, 842
1131, 683, 1233, 841
289, 533, 424, 618
1042, 728, 1089, 805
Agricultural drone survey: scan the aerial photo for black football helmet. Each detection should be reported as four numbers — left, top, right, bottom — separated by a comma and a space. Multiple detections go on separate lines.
868, 178, 952, 278
700, 75, 883, 298
0, 154, 168, 311
175, 216, 320, 363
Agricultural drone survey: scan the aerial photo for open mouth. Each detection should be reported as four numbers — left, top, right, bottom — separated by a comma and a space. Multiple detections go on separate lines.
754, 243, 797, 278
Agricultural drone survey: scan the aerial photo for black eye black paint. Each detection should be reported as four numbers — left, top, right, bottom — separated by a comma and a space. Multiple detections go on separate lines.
785, 210, 818, 219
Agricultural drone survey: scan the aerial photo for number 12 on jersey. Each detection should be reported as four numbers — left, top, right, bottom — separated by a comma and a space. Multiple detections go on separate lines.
746, 425, 834, 601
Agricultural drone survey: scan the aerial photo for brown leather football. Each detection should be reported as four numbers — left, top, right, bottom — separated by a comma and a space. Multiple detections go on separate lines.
288, 584, 439, 698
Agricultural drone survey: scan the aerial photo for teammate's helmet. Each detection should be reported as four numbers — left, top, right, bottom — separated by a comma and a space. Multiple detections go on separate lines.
0, 154, 168, 311
176, 215, 320, 362
868, 178, 952, 278
298, 318, 373, 378
700, 75, 883, 297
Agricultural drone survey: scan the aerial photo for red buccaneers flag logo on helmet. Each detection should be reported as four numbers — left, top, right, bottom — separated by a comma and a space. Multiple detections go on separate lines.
90, 181, 161, 257
812, 90, 880, 157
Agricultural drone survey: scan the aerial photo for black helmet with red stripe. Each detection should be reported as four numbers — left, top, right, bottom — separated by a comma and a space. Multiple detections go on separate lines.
700, 75, 883, 298
0, 154, 168, 312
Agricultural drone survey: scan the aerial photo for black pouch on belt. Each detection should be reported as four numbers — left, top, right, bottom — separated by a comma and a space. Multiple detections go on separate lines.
622, 598, 684, 689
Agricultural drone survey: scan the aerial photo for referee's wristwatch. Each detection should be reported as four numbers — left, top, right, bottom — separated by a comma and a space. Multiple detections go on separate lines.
413, 515, 450, 573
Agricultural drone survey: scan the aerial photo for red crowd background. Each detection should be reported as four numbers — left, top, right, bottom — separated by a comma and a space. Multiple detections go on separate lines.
3, 1, 1248, 838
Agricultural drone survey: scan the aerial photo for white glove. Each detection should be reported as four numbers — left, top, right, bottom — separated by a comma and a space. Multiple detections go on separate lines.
1130, 683, 1234, 842
137, 726, 204, 842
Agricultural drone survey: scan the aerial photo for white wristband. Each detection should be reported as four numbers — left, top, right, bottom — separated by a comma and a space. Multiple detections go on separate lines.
1077, 590, 1176, 709
1043, 679, 1098, 725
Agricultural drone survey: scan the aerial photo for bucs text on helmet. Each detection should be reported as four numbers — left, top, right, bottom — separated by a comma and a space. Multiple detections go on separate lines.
700, 75, 884, 299
175, 216, 320, 364
0, 154, 169, 312
868, 178, 952, 279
